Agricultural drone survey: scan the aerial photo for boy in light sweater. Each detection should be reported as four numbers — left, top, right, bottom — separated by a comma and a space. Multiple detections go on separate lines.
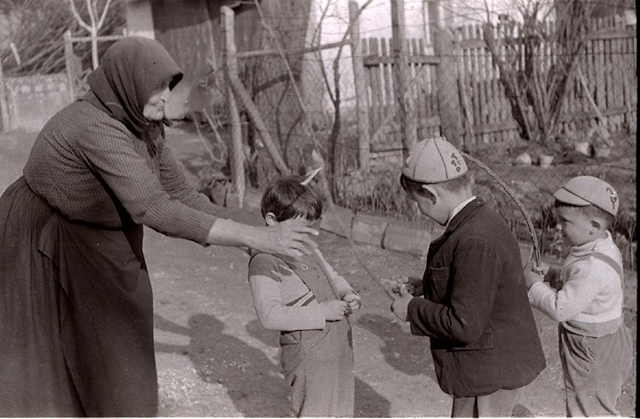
524, 175, 632, 417
248, 175, 362, 417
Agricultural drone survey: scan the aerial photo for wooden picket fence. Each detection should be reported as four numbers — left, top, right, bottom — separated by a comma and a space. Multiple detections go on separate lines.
360, 15, 637, 156
361, 37, 440, 155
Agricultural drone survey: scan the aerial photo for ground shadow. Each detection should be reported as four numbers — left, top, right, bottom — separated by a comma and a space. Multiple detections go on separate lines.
357, 313, 436, 381
154, 313, 291, 417
357, 313, 538, 417
245, 319, 392, 417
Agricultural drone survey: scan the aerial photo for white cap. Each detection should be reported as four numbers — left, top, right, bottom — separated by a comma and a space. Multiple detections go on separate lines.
402, 136, 468, 183
553, 176, 619, 216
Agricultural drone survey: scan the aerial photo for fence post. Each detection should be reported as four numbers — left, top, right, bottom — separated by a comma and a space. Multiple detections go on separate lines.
349, 1, 370, 171
0, 58, 10, 133
63, 30, 76, 104
428, 0, 463, 147
391, 0, 417, 160
222, 5, 245, 209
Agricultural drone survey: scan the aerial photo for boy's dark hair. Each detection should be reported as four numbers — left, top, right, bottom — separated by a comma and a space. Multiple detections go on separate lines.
261, 175, 323, 222
400, 171, 471, 196
554, 200, 614, 229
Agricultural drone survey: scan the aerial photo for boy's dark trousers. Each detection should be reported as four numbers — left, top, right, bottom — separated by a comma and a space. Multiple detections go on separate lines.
559, 324, 633, 416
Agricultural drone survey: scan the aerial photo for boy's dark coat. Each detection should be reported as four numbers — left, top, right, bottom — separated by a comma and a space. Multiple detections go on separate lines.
407, 198, 546, 397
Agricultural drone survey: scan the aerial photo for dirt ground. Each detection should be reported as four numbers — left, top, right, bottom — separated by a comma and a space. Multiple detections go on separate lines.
0, 127, 636, 417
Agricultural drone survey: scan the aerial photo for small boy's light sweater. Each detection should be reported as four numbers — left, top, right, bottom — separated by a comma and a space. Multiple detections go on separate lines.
528, 231, 624, 337
248, 248, 354, 331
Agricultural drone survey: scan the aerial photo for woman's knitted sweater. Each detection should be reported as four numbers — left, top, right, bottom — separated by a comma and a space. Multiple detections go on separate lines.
23, 100, 223, 245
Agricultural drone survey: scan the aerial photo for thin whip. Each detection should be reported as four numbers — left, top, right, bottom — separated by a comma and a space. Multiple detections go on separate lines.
460, 152, 541, 267
333, 153, 541, 302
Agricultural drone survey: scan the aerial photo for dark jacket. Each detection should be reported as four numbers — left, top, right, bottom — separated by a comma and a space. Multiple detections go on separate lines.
407, 198, 546, 397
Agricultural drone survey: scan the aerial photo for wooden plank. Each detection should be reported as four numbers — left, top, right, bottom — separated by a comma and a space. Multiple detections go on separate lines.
392, 0, 417, 154
458, 38, 487, 49
620, 35, 630, 124
362, 38, 374, 134
363, 54, 440, 66
368, 38, 383, 143
412, 39, 425, 137
612, 33, 623, 109
474, 120, 519, 135
222, 6, 246, 201
585, 36, 594, 116
237, 40, 349, 59
587, 28, 636, 40
470, 32, 481, 142
349, 0, 370, 170
381, 37, 393, 106
594, 18, 606, 113
604, 28, 615, 114
0, 59, 10, 132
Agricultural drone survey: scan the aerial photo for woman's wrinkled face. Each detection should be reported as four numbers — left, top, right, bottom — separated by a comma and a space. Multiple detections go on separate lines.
143, 80, 171, 121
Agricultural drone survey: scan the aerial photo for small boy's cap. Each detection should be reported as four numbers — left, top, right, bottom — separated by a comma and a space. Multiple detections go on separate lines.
553, 176, 619, 216
402, 136, 468, 183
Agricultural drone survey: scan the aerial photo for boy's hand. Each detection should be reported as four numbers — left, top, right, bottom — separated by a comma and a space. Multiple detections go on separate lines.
322, 300, 348, 321
390, 285, 413, 321
523, 263, 545, 290
386, 275, 423, 297
343, 291, 362, 315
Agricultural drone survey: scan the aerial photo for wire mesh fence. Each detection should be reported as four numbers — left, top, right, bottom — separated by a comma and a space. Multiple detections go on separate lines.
222, 0, 636, 268
0, 0, 635, 267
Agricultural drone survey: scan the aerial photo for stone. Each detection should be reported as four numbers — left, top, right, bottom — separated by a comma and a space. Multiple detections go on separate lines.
515, 152, 532, 165
320, 204, 354, 239
352, 213, 390, 247
383, 220, 431, 257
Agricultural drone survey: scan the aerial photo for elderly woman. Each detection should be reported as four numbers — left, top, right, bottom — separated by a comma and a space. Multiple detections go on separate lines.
0, 37, 316, 417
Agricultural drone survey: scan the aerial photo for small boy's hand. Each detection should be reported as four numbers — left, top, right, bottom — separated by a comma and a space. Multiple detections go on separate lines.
322, 300, 348, 321
343, 291, 362, 315
523, 263, 545, 290
533, 262, 550, 276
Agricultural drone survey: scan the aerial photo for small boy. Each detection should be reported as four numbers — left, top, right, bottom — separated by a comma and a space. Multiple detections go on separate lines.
390, 136, 546, 417
524, 175, 633, 417
248, 175, 362, 417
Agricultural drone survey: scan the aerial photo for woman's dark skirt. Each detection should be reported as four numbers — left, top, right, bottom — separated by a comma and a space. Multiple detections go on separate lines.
0, 177, 158, 417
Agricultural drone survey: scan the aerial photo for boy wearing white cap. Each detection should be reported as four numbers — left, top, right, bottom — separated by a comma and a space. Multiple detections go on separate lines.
391, 136, 545, 417
524, 176, 633, 416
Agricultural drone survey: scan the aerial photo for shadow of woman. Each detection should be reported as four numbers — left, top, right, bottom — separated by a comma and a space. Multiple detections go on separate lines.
154, 313, 292, 417
245, 319, 392, 417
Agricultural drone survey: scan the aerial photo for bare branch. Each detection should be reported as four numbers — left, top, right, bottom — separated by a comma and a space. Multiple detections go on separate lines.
86, 0, 97, 28
97, 0, 114, 30
67, 0, 92, 33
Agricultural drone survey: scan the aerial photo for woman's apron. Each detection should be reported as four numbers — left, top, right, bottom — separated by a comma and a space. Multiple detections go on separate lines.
280, 252, 354, 417
0, 177, 157, 416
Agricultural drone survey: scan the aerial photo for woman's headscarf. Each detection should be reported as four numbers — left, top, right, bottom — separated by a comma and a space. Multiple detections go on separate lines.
82, 36, 184, 137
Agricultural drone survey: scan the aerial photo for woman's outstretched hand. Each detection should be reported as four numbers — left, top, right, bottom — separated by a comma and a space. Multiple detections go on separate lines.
254, 217, 319, 260
207, 217, 318, 260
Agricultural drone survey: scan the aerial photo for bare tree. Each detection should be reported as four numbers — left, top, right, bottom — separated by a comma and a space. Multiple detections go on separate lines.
309, 0, 374, 201
1, 0, 123, 76
67, 0, 115, 69
480, 0, 595, 144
